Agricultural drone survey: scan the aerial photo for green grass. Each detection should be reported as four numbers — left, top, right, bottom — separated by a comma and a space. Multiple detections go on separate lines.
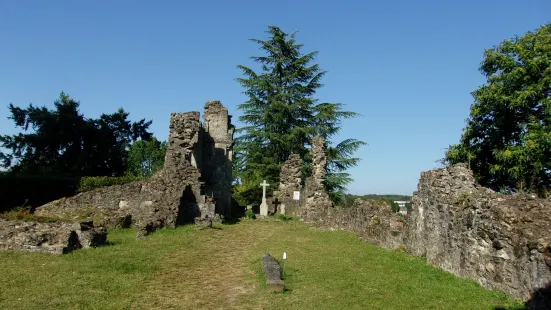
0, 220, 524, 309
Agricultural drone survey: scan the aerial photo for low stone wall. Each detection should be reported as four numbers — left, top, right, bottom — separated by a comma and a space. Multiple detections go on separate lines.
325, 199, 405, 250
0, 219, 107, 254
308, 164, 551, 303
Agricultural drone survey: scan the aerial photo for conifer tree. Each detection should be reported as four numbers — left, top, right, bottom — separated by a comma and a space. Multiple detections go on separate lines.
234, 26, 366, 205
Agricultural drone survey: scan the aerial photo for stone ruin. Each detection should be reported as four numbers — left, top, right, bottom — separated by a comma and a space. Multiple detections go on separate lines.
267, 134, 551, 305
0, 219, 106, 254
277, 153, 302, 215
297, 162, 551, 306
0, 101, 234, 253
302, 136, 333, 220
274, 136, 334, 219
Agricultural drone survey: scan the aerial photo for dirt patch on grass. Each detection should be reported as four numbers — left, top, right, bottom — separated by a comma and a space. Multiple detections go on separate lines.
133, 221, 281, 309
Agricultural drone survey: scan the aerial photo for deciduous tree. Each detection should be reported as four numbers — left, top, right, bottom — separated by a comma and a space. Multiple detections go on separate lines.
445, 23, 551, 196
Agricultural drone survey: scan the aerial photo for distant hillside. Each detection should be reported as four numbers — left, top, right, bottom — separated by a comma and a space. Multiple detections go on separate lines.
357, 194, 412, 201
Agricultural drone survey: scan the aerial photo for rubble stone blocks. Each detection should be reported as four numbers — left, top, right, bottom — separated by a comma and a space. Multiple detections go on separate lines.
34, 101, 234, 239
261, 252, 284, 292
302, 136, 332, 221
0, 219, 107, 255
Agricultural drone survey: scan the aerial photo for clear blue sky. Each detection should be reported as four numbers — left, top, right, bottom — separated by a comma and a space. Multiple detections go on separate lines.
0, 1, 549, 195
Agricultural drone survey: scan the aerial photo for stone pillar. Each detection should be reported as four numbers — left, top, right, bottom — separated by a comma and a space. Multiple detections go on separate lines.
201, 101, 234, 217
303, 136, 332, 221
278, 153, 302, 216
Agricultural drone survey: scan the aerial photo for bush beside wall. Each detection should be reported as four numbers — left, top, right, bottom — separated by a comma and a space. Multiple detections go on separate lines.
0, 176, 80, 213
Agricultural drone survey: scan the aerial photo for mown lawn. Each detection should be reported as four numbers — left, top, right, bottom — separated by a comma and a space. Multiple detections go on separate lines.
0, 219, 524, 309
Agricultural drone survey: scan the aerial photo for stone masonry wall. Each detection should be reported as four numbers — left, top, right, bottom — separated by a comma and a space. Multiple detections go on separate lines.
35, 101, 234, 238
404, 164, 551, 302
0, 219, 106, 254
325, 199, 405, 249
308, 163, 551, 303
301, 136, 333, 221
200, 101, 234, 217
278, 153, 302, 216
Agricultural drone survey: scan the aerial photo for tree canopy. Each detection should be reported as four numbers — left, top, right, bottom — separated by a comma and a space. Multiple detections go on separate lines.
126, 137, 167, 177
233, 26, 366, 205
0, 92, 153, 177
445, 23, 551, 196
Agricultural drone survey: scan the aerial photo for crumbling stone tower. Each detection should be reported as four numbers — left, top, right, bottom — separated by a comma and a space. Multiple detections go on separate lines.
198, 101, 234, 217
35, 101, 234, 238
302, 136, 333, 220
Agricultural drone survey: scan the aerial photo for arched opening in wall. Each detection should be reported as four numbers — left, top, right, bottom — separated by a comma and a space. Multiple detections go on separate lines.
177, 185, 199, 225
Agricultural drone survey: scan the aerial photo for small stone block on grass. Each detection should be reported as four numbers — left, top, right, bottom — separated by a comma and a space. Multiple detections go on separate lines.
261, 252, 284, 292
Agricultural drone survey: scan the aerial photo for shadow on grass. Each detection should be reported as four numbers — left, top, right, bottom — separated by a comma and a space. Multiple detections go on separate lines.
99, 240, 117, 247
222, 216, 241, 225
494, 283, 551, 310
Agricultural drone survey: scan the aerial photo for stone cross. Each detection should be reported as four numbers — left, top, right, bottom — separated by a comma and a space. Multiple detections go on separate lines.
260, 180, 269, 216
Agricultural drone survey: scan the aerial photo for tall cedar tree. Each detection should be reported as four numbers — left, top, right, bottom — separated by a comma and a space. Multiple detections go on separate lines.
445, 23, 551, 196
234, 26, 366, 205
0, 92, 153, 177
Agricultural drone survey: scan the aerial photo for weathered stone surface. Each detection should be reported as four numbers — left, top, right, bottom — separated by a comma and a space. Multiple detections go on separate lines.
194, 217, 213, 230
278, 154, 302, 216
34, 101, 234, 239
404, 164, 551, 301
326, 199, 405, 249
308, 163, 551, 302
261, 253, 284, 292
302, 136, 332, 220
0, 219, 107, 254
201, 101, 234, 217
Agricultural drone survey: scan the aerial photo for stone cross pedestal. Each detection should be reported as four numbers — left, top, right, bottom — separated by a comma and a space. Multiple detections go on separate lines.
260, 180, 269, 216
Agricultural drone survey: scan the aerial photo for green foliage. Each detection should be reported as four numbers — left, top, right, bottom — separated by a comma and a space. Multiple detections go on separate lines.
0, 175, 80, 212
245, 209, 256, 219
0, 92, 153, 178
78, 175, 144, 192
0, 206, 59, 223
126, 137, 166, 177
275, 213, 298, 221
232, 175, 265, 207
444, 23, 551, 196
234, 26, 366, 206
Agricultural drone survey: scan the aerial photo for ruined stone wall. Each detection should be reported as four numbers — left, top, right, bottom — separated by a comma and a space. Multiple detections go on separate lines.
325, 199, 405, 249
35, 102, 233, 238
302, 136, 332, 220
307, 163, 551, 303
200, 101, 234, 217
0, 219, 106, 254
404, 164, 551, 301
278, 153, 302, 216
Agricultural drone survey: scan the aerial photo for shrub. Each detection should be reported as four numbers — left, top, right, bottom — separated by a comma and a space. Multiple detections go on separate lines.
0, 206, 59, 223
245, 209, 256, 219
78, 175, 145, 192
0, 175, 80, 213
276, 213, 297, 222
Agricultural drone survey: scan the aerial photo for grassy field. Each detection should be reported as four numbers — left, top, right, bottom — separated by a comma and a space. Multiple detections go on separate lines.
0, 218, 524, 309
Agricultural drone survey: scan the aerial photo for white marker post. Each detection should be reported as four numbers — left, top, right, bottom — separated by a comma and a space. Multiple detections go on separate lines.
259, 180, 269, 216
